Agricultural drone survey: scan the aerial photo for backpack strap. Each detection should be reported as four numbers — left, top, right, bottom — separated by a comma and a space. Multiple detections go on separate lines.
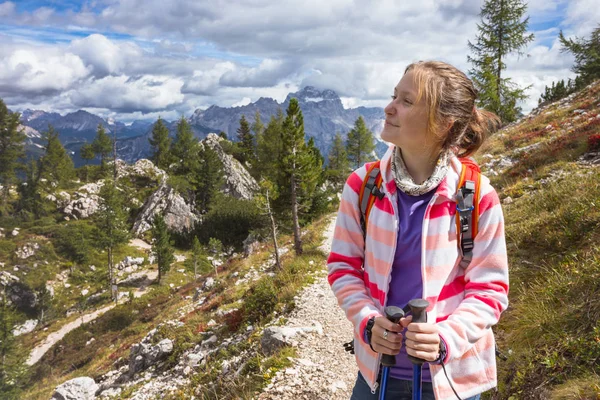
456, 158, 481, 269
359, 161, 384, 239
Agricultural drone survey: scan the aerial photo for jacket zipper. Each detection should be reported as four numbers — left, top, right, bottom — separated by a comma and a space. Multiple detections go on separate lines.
369, 189, 399, 395
420, 194, 438, 301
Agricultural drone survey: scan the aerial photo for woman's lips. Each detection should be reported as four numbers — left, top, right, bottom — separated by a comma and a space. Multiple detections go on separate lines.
385, 121, 399, 127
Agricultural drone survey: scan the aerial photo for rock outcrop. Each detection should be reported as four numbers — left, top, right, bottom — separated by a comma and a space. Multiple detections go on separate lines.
203, 133, 259, 200
131, 182, 199, 237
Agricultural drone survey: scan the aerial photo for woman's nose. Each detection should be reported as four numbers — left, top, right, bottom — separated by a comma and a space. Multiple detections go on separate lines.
384, 102, 394, 115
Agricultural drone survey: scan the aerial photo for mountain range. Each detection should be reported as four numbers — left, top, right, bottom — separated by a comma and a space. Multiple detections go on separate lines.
14, 86, 388, 166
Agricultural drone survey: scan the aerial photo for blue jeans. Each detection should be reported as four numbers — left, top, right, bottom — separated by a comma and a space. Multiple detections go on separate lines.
350, 371, 482, 400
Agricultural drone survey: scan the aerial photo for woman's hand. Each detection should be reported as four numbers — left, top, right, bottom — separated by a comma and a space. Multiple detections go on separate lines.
400, 315, 441, 362
369, 316, 404, 355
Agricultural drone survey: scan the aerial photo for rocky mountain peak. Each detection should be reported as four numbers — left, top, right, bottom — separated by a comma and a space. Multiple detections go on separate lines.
285, 86, 341, 104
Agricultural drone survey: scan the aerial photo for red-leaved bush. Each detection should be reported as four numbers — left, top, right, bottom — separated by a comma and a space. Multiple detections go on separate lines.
588, 134, 600, 152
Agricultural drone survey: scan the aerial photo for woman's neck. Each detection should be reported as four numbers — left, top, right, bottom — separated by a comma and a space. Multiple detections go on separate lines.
399, 147, 441, 185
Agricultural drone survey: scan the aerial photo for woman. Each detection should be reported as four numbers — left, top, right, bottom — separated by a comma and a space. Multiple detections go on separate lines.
327, 61, 509, 400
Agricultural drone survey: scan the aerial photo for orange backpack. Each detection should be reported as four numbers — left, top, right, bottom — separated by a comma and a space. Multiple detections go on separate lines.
358, 158, 481, 268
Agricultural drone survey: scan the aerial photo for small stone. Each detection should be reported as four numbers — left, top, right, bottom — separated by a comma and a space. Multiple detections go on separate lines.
503, 197, 513, 205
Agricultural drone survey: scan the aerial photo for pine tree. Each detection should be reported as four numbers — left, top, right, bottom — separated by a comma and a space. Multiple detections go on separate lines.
152, 214, 174, 284
256, 111, 285, 182
149, 117, 172, 170
0, 290, 27, 398
80, 143, 95, 164
171, 116, 199, 175
195, 143, 223, 214
92, 124, 113, 172
280, 98, 307, 256
346, 116, 375, 170
468, 0, 534, 123
327, 132, 350, 190
559, 25, 600, 86
39, 125, 74, 187
236, 115, 255, 165
17, 160, 43, 218
95, 180, 130, 301
190, 236, 203, 280
0, 101, 25, 215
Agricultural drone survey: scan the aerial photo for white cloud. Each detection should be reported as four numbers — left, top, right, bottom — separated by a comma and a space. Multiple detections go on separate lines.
182, 62, 236, 95
69, 75, 185, 113
0, 47, 89, 95
69, 34, 141, 77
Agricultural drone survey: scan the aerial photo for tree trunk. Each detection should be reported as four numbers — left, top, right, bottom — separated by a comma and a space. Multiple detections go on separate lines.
291, 171, 303, 256
496, 0, 504, 104
266, 189, 282, 270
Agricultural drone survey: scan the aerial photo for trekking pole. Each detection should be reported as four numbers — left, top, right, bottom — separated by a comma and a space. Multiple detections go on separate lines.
407, 299, 430, 400
379, 306, 405, 400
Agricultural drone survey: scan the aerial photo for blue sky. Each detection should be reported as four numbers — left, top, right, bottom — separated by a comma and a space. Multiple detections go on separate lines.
0, 0, 597, 123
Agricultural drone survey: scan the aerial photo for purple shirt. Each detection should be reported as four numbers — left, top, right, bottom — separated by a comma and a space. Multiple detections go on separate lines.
388, 189, 436, 381
364, 188, 436, 382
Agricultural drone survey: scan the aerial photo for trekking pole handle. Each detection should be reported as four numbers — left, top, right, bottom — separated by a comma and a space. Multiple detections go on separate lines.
407, 299, 430, 365
381, 306, 405, 367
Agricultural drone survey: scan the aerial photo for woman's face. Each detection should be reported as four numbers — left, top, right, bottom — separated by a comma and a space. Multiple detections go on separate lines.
381, 70, 438, 156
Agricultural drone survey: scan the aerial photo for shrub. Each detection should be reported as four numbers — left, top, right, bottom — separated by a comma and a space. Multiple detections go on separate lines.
588, 134, 600, 152
243, 277, 278, 323
197, 196, 264, 249
97, 306, 135, 332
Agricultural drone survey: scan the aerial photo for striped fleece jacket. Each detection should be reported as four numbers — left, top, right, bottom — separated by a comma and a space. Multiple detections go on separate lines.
327, 145, 509, 400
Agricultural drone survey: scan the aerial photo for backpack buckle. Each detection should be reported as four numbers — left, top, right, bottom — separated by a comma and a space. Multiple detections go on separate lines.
462, 238, 474, 252
371, 186, 385, 200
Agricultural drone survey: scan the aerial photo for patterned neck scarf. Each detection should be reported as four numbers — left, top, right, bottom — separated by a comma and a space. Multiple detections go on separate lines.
390, 146, 450, 196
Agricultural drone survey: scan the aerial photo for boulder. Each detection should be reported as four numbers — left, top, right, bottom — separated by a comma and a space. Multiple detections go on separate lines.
131, 182, 199, 237
51, 376, 99, 400
12, 319, 38, 336
128, 332, 174, 375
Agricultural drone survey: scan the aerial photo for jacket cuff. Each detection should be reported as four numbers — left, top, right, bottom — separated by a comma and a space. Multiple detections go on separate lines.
359, 313, 380, 345
432, 333, 450, 364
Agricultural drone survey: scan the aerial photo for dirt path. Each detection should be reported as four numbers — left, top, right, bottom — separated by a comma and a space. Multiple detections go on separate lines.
257, 213, 358, 399
26, 269, 157, 366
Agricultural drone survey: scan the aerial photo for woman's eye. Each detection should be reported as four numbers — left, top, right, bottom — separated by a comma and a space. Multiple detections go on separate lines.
391, 95, 397, 100
404, 99, 412, 105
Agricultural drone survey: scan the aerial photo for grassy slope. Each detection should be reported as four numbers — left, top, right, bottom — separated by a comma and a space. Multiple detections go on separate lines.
17, 209, 334, 400
477, 81, 600, 399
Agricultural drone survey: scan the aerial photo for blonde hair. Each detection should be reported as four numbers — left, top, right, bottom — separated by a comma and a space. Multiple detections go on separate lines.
405, 61, 501, 157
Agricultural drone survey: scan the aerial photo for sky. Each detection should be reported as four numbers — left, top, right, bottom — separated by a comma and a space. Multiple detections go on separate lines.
0, 0, 598, 123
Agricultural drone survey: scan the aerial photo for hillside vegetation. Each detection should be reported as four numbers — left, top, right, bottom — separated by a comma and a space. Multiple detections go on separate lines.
477, 80, 600, 399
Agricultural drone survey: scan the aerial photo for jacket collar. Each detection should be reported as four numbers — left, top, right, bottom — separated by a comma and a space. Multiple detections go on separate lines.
379, 144, 461, 201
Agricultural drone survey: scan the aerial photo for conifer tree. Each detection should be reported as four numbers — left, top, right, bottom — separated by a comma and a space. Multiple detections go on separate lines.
18, 160, 43, 218
280, 98, 310, 255
256, 111, 284, 182
95, 180, 129, 301
0, 293, 26, 399
327, 132, 350, 190
148, 117, 172, 170
92, 124, 113, 172
190, 236, 203, 280
468, 0, 534, 123
0, 101, 25, 215
80, 143, 95, 164
559, 25, 600, 86
346, 116, 375, 169
152, 214, 174, 284
171, 116, 199, 175
39, 125, 74, 187
236, 115, 255, 164
195, 143, 223, 214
